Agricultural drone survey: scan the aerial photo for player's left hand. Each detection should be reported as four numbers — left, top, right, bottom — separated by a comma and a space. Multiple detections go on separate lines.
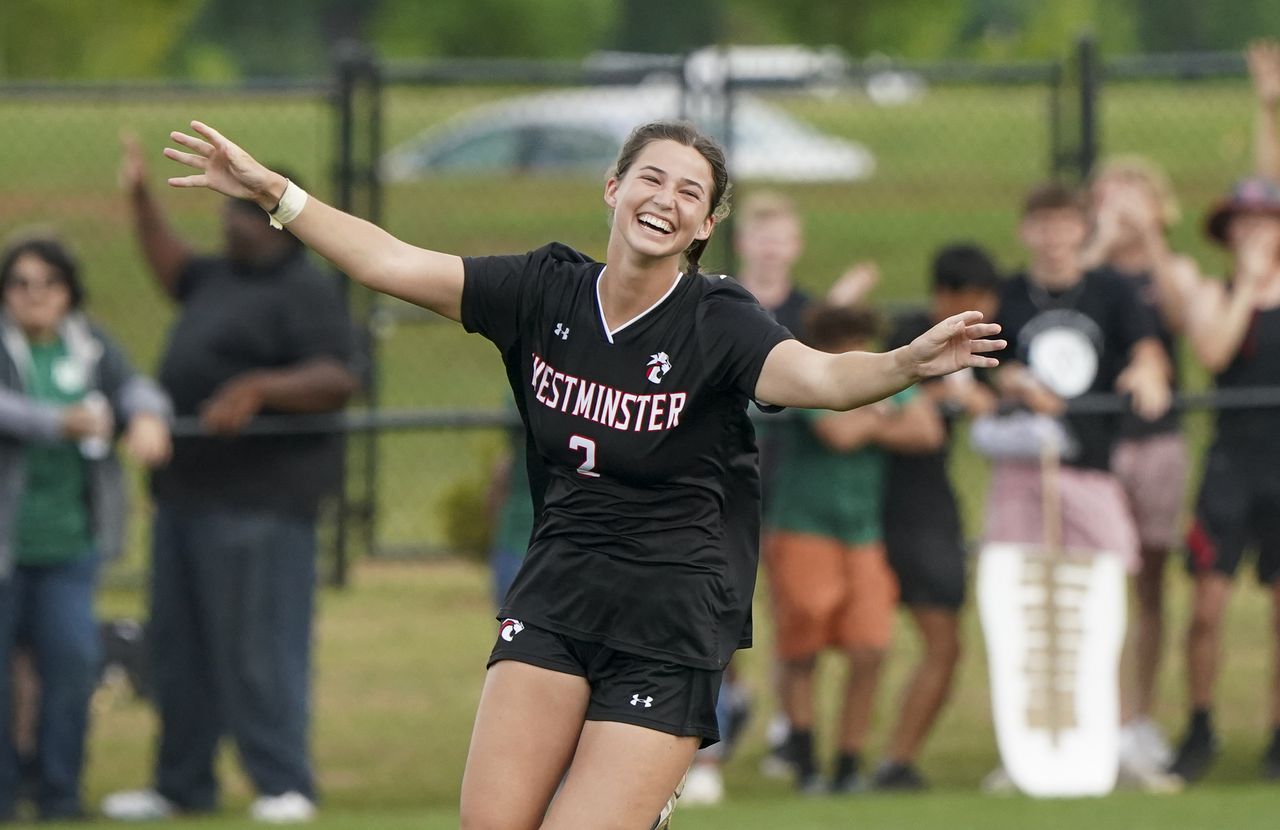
165, 121, 284, 208
905, 311, 1004, 380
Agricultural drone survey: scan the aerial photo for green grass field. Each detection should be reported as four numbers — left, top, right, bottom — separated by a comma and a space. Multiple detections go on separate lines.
64, 558, 1280, 829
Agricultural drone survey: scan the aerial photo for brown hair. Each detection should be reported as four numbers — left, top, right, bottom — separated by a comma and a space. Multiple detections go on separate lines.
736, 190, 797, 229
1091, 155, 1181, 227
1021, 181, 1085, 218
609, 120, 732, 276
802, 303, 883, 352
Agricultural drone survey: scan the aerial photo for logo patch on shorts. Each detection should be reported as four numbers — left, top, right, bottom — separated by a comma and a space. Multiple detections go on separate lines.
499, 619, 525, 642
630, 693, 654, 708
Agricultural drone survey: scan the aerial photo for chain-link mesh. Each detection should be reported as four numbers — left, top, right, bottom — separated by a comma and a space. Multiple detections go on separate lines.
3, 47, 1266, 566
0, 83, 334, 582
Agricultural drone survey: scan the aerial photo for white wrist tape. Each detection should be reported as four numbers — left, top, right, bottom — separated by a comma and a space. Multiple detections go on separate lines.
267, 179, 308, 229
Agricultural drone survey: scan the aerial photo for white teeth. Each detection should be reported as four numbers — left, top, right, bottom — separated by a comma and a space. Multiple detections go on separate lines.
638, 213, 674, 233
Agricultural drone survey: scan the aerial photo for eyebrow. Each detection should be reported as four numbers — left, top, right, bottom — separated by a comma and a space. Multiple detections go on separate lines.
638, 165, 706, 194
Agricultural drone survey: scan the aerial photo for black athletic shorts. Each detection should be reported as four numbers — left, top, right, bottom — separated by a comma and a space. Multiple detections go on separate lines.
1186, 449, 1280, 584
883, 503, 967, 610
487, 619, 723, 747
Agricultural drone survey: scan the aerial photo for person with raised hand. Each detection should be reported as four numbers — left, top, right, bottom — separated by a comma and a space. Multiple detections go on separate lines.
158, 118, 1000, 830
102, 133, 357, 825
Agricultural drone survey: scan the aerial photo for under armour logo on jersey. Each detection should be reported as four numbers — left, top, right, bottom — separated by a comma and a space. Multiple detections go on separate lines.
554, 323, 570, 340
646, 351, 672, 384
499, 619, 525, 642
630, 694, 654, 708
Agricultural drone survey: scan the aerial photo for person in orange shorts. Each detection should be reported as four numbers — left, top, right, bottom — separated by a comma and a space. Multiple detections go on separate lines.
764, 303, 944, 794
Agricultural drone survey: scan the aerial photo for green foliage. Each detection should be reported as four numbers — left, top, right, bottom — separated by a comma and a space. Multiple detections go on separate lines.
0, 0, 202, 80
439, 476, 492, 563
371, 0, 619, 60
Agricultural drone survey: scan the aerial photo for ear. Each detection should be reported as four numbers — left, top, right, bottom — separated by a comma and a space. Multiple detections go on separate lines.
694, 214, 715, 242
603, 177, 619, 209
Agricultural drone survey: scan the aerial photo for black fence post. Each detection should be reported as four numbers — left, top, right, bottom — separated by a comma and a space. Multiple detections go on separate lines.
1077, 33, 1099, 180
332, 40, 384, 587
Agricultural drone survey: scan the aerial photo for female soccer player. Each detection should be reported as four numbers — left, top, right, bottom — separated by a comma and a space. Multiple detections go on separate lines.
161, 118, 1002, 830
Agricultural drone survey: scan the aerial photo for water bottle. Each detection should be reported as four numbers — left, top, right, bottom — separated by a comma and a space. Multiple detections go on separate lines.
78, 391, 111, 460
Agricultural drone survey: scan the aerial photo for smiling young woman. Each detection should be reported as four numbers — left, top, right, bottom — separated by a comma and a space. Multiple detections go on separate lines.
159, 117, 1001, 829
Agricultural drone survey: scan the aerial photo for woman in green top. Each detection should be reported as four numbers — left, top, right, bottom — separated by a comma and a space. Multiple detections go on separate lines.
0, 235, 172, 821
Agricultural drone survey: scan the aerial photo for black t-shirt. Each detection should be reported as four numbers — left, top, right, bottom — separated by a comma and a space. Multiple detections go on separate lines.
756, 287, 809, 503
152, 250, 353, 517
1108, 267, 1181, 439
462, 243, 794, 670
1213, 304, 1280, 457
992, 270, 1155, 471
882, 309, 959, 523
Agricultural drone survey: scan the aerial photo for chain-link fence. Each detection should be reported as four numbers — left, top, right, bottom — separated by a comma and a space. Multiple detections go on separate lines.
1, 40, 1270, 575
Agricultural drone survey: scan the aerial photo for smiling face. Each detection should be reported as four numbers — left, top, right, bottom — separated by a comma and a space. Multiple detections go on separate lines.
3, 252, 73, 341
604, 139, 717, 266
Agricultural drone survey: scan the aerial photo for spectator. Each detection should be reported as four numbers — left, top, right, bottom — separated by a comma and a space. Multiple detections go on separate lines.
985, 183, 1169, 558
0, 234, 172, 822
101, 136, 358, 823
764, 303, 945, 794
875, 244, 1002, 790
731, 192, 882, 793
979, 183, 1171, 791
1171, 176, 1280, 784
1080, 156, 1200, 780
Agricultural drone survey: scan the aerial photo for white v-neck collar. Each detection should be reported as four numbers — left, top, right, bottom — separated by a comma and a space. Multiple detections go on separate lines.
595, 266, 684, 345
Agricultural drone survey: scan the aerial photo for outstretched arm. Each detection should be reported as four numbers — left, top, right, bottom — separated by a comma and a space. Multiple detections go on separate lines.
754, 311, 1003, 411
165, 121, 465, 321
122, 132, 195, 297
1249, 40, 1280, 180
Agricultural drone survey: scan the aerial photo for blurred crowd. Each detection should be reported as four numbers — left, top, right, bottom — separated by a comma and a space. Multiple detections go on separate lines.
5, 39, 1280, 825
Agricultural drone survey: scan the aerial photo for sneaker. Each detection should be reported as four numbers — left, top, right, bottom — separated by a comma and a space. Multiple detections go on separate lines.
249, 792, 316, 824
759, 716, 794, 779
1133, 718, 1174, 769
830, 771, 865, 795
871, 762, 928, 792
650, 774, 685, 830
1168, 729, 1219, 784
680, 763, 724, 807
759, 745, 796, 780
1262, 746, 1280, 781
796, 772, 829, 796
980, 765, 1017, 795
101, 789, 177, 821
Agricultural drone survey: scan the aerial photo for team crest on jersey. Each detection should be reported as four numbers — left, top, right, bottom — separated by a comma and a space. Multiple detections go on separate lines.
499, 619, 525, 642
646, 352, 672, 384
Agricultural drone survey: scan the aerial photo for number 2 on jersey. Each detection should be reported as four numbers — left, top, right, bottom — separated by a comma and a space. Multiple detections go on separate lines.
569, 435, 600, 478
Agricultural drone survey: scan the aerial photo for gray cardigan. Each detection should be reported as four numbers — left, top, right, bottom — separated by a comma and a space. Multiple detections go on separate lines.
0, 312, 171, 577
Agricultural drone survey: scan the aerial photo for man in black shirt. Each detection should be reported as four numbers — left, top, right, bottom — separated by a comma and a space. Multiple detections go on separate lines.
102, 137, 357, 823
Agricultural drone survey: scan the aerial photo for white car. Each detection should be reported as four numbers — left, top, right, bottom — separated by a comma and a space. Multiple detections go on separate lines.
380, 85, 875, 183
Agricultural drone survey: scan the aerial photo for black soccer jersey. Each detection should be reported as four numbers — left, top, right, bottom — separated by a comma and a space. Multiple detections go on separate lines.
462, 243, 794, 670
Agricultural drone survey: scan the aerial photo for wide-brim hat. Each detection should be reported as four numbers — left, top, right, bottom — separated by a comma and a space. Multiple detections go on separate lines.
1205, 176, 1280, 245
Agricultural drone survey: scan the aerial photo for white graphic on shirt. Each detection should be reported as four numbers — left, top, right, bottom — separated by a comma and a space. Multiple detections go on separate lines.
630, 693, 654, 708
646, 352, 672, 385
1027, 326, 1098, 399
553, 323, 570, 341
499, 619, 525, 642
